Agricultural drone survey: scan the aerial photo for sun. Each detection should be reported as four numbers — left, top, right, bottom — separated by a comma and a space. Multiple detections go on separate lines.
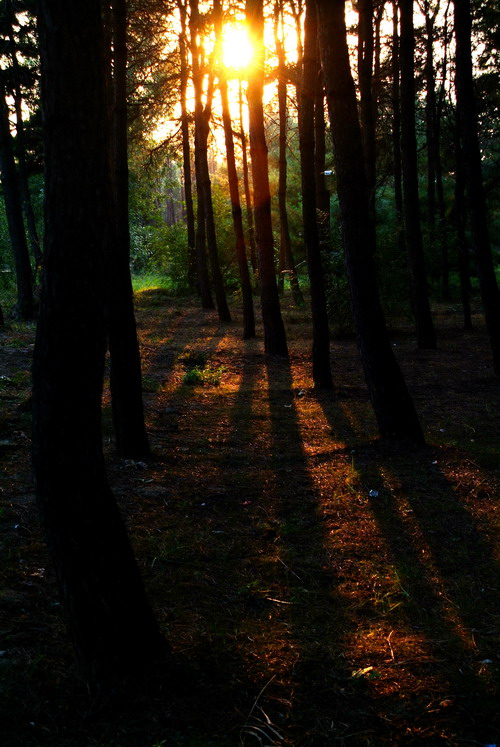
222, 24, 254, 71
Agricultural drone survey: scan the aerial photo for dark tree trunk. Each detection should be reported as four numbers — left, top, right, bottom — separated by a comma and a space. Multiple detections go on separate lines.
274, 0, 303, 304
299, 0, 332, 388
357, 0, 376, 207
0, 76, 33, 321
246, 0, 288, 357
399, 0, 436, 349
391, 0, 404, 250
178, 0, 197, 289
214, 0, 255, 338
33, 0, 168, 686
315, 0, 424, 444
454, 0, 500, 373
238, 80, 258, 274
424, 0, 437, 231
6, 0, 43, 270
190, 0, 231, 323
314, 62, 331, 249
454, 115, 473, 332
108, 0, 150, 459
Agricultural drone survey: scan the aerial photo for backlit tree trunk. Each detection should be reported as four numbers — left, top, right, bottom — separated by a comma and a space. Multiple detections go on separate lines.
246, 0, 288, 357
33, 0, 168, 686
400, 0, 436, 349
108, 0, 151, 459
315, 0, 424, 444
0, 76, 33, 321
299, 0, 332, 388
454, 0, 500, 373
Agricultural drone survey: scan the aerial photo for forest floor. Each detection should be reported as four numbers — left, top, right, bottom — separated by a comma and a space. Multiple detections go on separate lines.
0, 289, 499, 746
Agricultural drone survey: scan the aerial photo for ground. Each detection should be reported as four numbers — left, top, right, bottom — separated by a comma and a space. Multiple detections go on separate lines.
0, 290, 499, 746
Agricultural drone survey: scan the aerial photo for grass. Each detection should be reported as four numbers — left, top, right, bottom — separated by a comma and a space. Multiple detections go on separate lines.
0, 292, 499, 746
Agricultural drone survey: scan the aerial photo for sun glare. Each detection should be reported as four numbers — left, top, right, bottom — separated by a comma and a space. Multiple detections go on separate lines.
222, 25, 253, 71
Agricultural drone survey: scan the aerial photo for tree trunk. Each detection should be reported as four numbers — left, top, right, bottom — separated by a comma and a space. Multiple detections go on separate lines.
274, 0, 303, 304
299, 0, 332, 388
400, 0, 436, 349
107, 0, 151, 459
178, 0, 197, 289
246, 0, 288, 357
238, 80, 258, 274
454, 0, 500, 373
6, 0, 43, 270
0, 76, 33, 321
454, 115, 473, 332
357, 0, 376, 207
315, 0, 424, 444
391, 0, 405, 252
314, 62, 331, 249
33, 0, 168, 687
190, 0, 231, 323
214, 0, 255, 338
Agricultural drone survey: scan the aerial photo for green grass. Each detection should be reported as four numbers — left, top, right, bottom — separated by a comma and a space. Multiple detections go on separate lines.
132, 273, 176, 293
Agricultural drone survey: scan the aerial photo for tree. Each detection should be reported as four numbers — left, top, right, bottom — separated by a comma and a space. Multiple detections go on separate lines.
399, 0, 436, 349
0, 73, 33, 320
454, 0, 500, 374
315, 0, 425, 444
299, 0, 332, 388
214, 0, 255, 338
33, 0, 168, 686
107, 0, 151, 459
246, 0, 288, 357
190, 0, 231, 322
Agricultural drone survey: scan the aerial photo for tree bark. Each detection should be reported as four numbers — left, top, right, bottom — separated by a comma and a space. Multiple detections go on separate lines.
400, 0, 436, 349
315, 0, 424, 444
299, 0, 332, 388
108, 0, 151, 459
33, 0, 168, 686
314, 62, 331, 249
357, 0, 376, 207
454, 0, 500, 373
214, 0, 255, 338
0, 76, 33, 320
246, 0, 288, 357
190, 0, 231, 322
238, 80, 258, 274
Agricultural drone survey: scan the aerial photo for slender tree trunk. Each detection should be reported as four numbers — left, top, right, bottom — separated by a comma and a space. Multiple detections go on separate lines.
33, 0, 168, 686
392, 0, 404, 251
190, 0, 231, 322
107, 0, 150, 459
0, 76, 33, 321
214, 0, 255, 338
6, 0, 43, 270
315, 0, 424, 444
454, 0, 500, 373
400, 0, 437, 349
238, 80, 258, 274
454, 115, 473, 332
246, 0, 288, 357
299, 0, 332, 388
314, 62, 331, 249
358, 0, 376, 207
178, 0, 197, 289
274, 0, 303, 304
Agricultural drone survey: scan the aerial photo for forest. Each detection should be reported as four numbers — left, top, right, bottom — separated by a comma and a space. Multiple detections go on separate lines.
0, 0, 499, 744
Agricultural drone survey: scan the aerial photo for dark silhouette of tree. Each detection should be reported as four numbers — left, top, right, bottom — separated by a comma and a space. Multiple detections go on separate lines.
454, 0, 500, 374
190, 0, 231, 322
107, 0, 151, 459
315, 0, 425, 444
273, 0, 303, 304
246, 0, 288, 357
214, 0, 255, 338
0, 73, 33, 320
178, 0, 197, 289
399, 0, 436, 349
237, 79, 258, 274
33, 0, 168, 686
299, 0, 332, 388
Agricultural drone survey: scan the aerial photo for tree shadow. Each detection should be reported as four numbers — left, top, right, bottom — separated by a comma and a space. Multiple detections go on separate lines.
317, 392, 500, 745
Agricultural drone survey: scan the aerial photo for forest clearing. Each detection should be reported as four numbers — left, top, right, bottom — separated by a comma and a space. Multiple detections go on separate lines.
1, 290, 499, 746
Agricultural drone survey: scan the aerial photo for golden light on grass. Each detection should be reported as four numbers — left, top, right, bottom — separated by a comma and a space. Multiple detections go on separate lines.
222, 24, 254, 71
